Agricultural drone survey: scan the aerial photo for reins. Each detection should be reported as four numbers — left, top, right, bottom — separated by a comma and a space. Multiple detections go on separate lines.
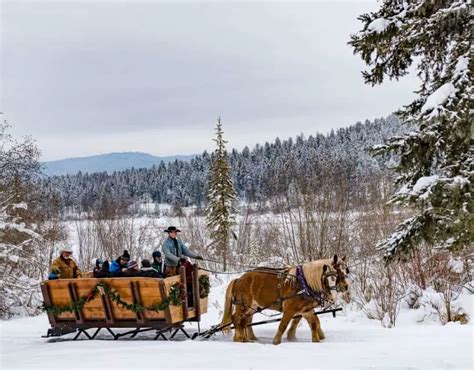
199, 258, 298, 278
200, 257, 346, 280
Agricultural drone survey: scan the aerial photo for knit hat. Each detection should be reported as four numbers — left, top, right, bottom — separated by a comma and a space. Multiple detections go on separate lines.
141, 259, 152, 268
91, 258, 104, 267
120, 250, 131, 261
127, 260, 139, 269
101, 260, 110, 272
152, 250, 162, 258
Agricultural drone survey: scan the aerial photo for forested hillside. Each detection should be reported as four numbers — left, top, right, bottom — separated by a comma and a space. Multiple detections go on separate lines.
39, 115, 404, 215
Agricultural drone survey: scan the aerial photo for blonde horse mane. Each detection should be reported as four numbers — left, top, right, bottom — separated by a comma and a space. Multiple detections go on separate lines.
285, 260, 329, 292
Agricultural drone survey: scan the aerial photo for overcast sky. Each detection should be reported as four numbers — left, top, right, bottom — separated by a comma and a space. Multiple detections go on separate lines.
1, 0, 418, 161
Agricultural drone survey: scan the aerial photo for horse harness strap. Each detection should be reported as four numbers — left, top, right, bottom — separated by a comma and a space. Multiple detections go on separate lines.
231, 269, 298, 316
232, 266, 332, 315
295, 265, 333, 305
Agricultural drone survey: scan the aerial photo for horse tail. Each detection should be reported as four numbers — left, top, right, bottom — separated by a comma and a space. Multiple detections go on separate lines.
220, 279, 236, 333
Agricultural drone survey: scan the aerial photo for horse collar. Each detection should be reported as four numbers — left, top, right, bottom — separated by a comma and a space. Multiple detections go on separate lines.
295, 265, 325, 304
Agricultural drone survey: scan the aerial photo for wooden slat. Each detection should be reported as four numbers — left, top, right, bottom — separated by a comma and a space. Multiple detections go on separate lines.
179, 266, 189, 321
159, 279, 173, 324
131, 281, 145, 324
68, 282, 84, 324
103, 290, 116, 324
100, 293, 113, 324
40, 283, 57, 326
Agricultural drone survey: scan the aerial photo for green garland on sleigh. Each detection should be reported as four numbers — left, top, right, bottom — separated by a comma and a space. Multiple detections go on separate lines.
41, 282, 186, 316
198, 275, 210, 298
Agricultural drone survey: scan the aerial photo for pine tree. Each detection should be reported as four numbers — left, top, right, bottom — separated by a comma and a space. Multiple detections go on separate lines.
350, 1, 472, 262
206, 118, 237, 271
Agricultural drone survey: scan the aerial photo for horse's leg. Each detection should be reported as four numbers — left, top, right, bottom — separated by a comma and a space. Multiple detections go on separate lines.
232, 305, 247, 342
273, 310, 295, 345
315, 314, 325, 340
303, 312, 320, 343
287, 316, 302, 341
245, 314, 258, 341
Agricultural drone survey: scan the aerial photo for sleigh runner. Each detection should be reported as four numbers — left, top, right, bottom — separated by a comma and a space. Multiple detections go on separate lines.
40, 264, 209, 340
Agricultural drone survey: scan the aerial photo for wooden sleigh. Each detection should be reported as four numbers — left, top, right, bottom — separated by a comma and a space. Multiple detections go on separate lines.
40, 264, 209, 340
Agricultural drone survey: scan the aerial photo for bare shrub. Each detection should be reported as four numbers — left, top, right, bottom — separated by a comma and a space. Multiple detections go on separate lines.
354, 261, 407, 327
75, 216, 160, 271
404, 248, 471, 324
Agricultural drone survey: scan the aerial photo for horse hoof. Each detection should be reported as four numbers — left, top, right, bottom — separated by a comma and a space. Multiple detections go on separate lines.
287, 336, 297, 342
273, 338, 282, 345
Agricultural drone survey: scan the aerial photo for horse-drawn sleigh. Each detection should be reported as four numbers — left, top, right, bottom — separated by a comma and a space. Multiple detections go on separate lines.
40, 256, 350, 343
41, 264, 210, 340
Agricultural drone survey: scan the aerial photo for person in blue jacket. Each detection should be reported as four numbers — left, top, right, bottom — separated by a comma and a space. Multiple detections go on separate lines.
109, 250, 130, 275
162, 226, 203, 277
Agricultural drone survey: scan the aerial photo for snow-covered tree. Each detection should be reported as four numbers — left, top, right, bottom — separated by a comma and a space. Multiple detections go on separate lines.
350, 1, 472, 261
0, 121, 45, 318
206, 118, 237, 271
37, 116, 405, 213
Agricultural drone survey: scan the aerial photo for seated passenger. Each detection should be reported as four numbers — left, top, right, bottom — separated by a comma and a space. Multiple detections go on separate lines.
94, 260, 113, 278
138, 259, 163, 278
122, 260, 140, 277
92, 258, 104, 277
49, 245, 82, 279
151, 251, 164, 277
110, 250, 130, 275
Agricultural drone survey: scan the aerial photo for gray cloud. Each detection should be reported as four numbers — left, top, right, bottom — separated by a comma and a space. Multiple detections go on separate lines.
1, 1, 418, 160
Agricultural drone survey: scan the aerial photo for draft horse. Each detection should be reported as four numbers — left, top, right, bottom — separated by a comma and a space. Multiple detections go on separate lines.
220, 255, 349, 345
287, 255, 350, 340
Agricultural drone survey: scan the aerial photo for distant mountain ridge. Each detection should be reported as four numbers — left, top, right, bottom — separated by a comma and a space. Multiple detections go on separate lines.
42, 152, 196, 176
39, 116, 405, 212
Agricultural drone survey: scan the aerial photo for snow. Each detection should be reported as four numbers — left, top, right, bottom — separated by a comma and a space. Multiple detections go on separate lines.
1, 278, 472, 369
420, 83, 455, 115
412, 175, 439, 194
367, 18, 390, 34
12, 202, 28, 210
452, 175, 469, 188
448, 256, 464, 274
454, 56, 469, 77
0, 221, 42, 239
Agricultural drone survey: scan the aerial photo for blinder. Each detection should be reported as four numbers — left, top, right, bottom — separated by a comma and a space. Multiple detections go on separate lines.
322, 271, 338, 291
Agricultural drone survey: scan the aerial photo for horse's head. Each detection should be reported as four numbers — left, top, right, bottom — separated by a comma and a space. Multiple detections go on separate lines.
330, 254, 351, 303
321, 264, 338, 303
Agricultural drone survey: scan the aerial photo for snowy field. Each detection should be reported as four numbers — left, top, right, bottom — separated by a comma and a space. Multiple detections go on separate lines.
1, 278, 472, 370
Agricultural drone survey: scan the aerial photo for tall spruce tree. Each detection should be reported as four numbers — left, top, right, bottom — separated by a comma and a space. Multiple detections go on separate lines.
350, 1, 472, 261
206, 118, 237, 271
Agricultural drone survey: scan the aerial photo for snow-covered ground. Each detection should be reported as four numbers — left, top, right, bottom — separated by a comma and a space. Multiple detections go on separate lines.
1, 277, 472, 370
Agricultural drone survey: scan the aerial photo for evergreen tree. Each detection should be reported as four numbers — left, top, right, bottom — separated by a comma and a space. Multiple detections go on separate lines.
350, 0, 472, 261
206, 118, 237, 271
37, 116, 405, 213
